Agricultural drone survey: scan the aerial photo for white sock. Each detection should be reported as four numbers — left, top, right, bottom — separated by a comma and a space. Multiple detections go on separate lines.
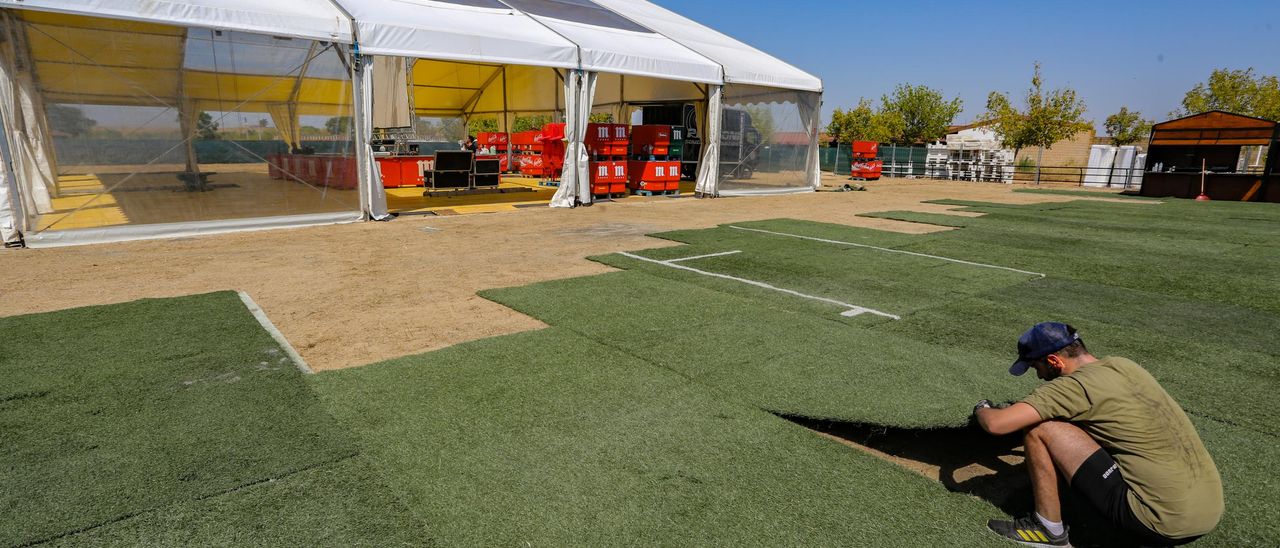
1036, 512, 1066, 536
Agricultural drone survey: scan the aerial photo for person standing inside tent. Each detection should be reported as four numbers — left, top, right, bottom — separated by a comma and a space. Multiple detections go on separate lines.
973, 322, 1222, 547
464, 135, 479, 154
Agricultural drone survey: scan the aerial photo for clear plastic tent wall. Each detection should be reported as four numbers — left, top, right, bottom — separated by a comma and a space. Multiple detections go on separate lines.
716, 84, 821, 195
0, 10, 360, 246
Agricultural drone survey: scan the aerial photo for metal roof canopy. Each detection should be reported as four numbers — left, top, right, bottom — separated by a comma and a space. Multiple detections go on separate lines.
1149, 110, 1277, 147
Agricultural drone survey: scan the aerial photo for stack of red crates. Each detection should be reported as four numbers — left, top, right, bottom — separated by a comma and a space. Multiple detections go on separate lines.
628, 124, 681, 194
850, 141, 882, 180
512, 130, 546, 177
268, 153, 358, 189
539, 123, 566, 180
585, 123, 629, 196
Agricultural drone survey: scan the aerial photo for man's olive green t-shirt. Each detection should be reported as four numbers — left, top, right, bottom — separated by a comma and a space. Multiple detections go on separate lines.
1021, 356, 1223, 539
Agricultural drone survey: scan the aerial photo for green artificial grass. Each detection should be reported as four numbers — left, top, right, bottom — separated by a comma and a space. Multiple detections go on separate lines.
311, 328, 1007, 547
0, 293, 428, 546
856, 210, 976, 227
1012, 188, 1158, 200
482, 270, 1030, 428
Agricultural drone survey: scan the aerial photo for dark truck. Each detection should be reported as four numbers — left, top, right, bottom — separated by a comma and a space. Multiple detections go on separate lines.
639, 103, 760, 180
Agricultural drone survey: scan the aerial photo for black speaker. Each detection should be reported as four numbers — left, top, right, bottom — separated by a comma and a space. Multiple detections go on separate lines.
473, 174, 500, 187
474, 159, 500, 175
432, 171, 470, 188
435, 150, 473, 171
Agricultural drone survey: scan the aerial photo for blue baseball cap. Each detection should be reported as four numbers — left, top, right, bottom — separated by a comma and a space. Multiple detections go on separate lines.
1010, 322, 1081, 376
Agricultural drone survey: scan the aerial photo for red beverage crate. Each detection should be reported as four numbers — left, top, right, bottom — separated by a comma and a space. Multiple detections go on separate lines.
267, 154, 284, 179
518, 154, 545, 177
479, 132, 509, 147
541, 123, 565, 142
851, 159, 883, 180
627, 160, 681, 187
609, 160, 627, 183
511, 130, 543, 152
589, 161, 611, 184
631, 125, 672, 157
852, 140, 879, 159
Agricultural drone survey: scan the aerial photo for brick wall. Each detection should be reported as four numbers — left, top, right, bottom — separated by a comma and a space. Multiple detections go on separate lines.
1016, 128, 1096, 167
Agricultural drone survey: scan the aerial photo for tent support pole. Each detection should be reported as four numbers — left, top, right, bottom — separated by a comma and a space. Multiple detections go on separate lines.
461, 66, 504, 121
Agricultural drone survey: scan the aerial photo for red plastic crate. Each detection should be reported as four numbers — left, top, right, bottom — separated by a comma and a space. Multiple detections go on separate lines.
851, 159, 883, 180
518, 154, 544, 176
627, 160, 681, 187
478, 132, 509, 146
630, 125, 672, 156
852, 140, 879, 159
377, 156, 429, 188
267, 154, 284, 179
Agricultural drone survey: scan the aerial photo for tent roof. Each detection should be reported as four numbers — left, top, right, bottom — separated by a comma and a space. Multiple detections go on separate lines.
591, 0, 821, 92
0, 0, 353, 43
497, 0, 722, 84
341, 0, 579, 69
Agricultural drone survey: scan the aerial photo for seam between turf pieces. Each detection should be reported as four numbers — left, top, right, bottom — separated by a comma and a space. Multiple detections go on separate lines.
1186, 409, 1279, 439
727, 225, 1046, 278
17, 451, 361, 547
478, 272, 867, 418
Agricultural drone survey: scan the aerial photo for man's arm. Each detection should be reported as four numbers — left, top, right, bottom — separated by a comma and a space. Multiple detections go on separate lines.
975, 402, 1042, 435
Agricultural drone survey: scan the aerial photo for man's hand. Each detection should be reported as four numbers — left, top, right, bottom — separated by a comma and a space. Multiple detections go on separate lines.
974, 402, 1043, 435
973, 399, 993, 415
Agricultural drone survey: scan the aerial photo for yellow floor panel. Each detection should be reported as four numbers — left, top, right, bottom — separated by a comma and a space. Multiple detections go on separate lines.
33, 167, 695, 232
36, 169, 359, 232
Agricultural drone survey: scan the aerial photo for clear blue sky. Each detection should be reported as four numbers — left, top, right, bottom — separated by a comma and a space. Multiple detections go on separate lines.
658, 0, 1280, 129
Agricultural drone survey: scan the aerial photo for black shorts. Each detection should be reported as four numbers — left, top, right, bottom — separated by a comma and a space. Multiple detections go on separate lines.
1070, 449, 1201, 547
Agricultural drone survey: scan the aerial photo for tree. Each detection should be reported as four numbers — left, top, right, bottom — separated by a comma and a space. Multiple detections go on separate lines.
466, 117, 499, 136
982, 63, 1090, 184
324, 116, 352, 136
513, 114, 551, 132
879, 84, 962, 144
1104, 107, 1153, 147
826, 98, 895, 144
742, 105, 775, 145
588, 112, 614, 123
1176, 68, 1280, 121
47, 105, 97, 137
196, 111, 220, 140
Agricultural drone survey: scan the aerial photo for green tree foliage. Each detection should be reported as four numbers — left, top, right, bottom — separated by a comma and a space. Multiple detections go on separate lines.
826, 98, 895, 144
982, 63, 1090, 157
1104, 107, 1153, 147
879, 84, 962, 144
742, 105, 776, 145
466, 117, 500, 136
324, 116, 352, 136
196, 111, 220, 140
588, 112, 614, 123
512, 114, 551, 132
1177, 68, 1280, 121
47, 105, 98, 137
983, 63, 1089, 183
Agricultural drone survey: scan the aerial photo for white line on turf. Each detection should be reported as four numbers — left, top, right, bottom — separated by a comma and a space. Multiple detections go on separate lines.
666, 250, 743, 263
237, 291, 314, 374
728, 225, 1046, 278
618, 251, 900, 320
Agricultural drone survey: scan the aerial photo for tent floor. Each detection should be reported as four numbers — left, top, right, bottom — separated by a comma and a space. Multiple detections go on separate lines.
31, 165, 783, 231
35, 164, 359, 231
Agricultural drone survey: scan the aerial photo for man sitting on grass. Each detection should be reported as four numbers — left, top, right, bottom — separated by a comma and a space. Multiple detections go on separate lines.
974, 322, 1222, 547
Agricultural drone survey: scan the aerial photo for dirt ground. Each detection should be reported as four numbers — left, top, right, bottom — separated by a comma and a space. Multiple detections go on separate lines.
2, 175, 1130, 486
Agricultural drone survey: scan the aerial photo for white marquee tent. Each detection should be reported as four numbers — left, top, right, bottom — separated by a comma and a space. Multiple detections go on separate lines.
0, 0, 822, 247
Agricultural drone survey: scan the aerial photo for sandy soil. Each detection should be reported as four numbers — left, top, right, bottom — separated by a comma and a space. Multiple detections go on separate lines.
3, 174, 1133, 489
2, 175, 1126, 372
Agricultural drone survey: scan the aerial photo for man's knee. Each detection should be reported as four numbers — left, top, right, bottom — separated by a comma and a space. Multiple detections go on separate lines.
1024, 420, 1090, 446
